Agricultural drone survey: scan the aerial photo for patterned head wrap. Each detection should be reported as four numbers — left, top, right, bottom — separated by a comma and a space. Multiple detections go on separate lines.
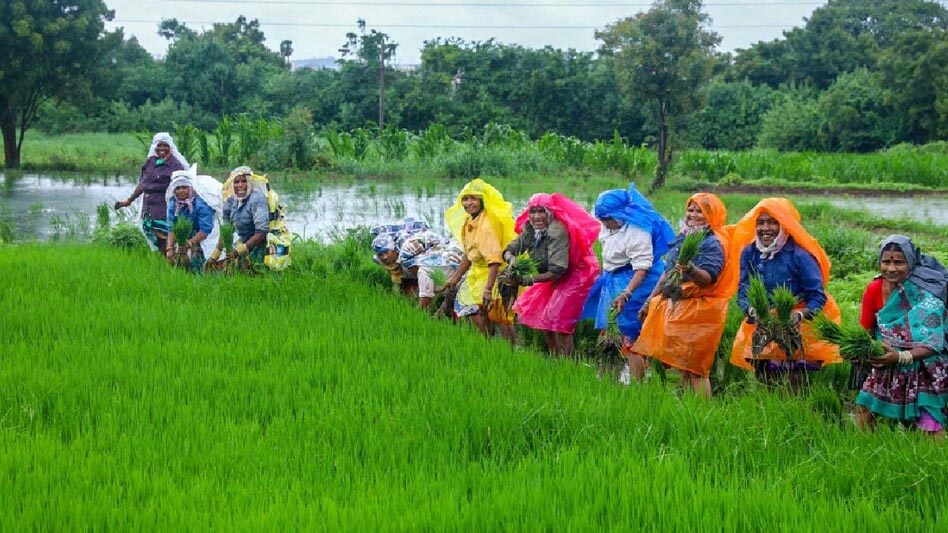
372, 233, 397, 254
167, 175, 196, 214
879, 234, 948, 301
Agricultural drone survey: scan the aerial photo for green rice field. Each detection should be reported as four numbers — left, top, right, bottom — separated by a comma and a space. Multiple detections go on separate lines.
2, 244, 948, 529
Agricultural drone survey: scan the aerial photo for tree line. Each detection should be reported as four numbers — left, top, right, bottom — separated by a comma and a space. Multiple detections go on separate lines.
3, 0, 947, 176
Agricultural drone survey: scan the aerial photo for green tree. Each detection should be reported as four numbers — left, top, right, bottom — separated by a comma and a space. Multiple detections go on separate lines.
597, 0, 720, 190
757, 89, 822, 151
878, 28, 948, 143
0, 0, 119, 167
690, 80, 776, 150
816, 68, 893, 152
338, 19, 398, 128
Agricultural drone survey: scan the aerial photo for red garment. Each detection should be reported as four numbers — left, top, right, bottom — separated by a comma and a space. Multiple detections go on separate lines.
860, 277, 885, 331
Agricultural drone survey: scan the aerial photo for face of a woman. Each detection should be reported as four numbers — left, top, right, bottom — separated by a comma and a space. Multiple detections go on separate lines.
174, 185, 191, 200
528, 206, 549, 230
233, 175, 250, 198
755, 212, 780, 246
377, 250, 397, 266
685, 201, 707, 228
461, 195, 483, 216
155, 142, 171, 159
880, 249, 910, 284
601, 217, 621, 231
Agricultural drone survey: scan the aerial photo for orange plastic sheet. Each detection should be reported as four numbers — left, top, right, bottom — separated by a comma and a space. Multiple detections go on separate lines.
633, 193, 738, 377
727, 198, 841, 369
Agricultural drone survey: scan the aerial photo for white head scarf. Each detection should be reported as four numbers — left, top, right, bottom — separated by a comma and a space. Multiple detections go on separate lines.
148, 132, 189, 168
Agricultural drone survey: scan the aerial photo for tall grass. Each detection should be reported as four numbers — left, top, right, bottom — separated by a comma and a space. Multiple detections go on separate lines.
2, 244, 948, 528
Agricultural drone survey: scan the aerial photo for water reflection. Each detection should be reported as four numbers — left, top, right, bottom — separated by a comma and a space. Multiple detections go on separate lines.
2, 173, 946, 243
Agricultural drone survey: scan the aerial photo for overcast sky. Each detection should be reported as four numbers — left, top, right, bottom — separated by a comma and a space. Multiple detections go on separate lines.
104, 0, 832, 65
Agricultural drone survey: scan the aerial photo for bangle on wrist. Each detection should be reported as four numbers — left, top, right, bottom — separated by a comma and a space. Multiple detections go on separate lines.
898, 350, 913, 365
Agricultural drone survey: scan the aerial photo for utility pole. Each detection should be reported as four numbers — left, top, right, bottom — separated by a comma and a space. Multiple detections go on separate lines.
379, 33, 385, 129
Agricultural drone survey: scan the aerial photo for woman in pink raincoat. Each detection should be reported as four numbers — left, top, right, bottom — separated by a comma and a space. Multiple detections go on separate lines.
502, 193, 601, 356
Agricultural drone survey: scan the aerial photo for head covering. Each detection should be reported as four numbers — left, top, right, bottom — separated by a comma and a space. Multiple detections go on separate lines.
593, 183, 675, 259
686, 192, 738, 298
229, 166, 255, 200
879, 234, 948, 302
731, 198, 832, 285
372, 233, 397, 254
167, 175, 196, 214
515, 192, 601, 273
148, 132, 189, 168
444, 178, 516, 249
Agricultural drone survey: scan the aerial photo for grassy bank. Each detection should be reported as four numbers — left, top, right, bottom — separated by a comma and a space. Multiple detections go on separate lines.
5, 132, 947, 191
2, 245, 947, 529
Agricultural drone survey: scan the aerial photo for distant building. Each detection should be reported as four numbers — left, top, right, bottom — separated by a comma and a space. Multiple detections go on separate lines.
291, 57, 339, 71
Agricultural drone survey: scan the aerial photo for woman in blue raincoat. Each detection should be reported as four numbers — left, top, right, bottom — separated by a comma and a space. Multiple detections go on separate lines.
581, 184, 675, 381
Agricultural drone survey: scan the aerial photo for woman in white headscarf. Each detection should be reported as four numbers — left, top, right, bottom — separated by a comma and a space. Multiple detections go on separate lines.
165, 171, 216, 271
115, 132, 190, 251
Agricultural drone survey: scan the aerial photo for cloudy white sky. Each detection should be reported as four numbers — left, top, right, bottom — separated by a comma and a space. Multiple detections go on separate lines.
104, 0, 830, 65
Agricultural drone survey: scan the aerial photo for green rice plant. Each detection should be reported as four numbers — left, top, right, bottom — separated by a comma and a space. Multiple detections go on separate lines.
429, 268, 448, 289
171, 217, 193, 247
500, 252, 539, 312
105, 221, 147, 250
219, 221, 235, 252
747, 275, 772, 329
812, 312, 884, 365
771, 285, 803, 359
657, 231, 704, 302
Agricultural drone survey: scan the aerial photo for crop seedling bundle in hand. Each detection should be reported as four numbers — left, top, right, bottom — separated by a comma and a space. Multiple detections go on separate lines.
171, 217, 194, 270
748, 276, 803, 360
657, 231, 705, 302
500, 252, 538, 312
812, 312, 884, 366
594, 306, 626, 371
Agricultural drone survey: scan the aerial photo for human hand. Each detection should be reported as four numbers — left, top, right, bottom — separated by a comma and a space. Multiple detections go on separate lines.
673, 262, 694, 276
869, 348, 899, 368
502, 272, 519, 287
114, 199, 130, 210
165, 247, 175, 264
481, 289, 493, 312
613, 291, 630, 313
503, 251, 517, 267
234, 242, 249, 256
791, 310, 805, 326
519, 275, 535, 286
637, 300, 650, 322
746, 307, 757, 325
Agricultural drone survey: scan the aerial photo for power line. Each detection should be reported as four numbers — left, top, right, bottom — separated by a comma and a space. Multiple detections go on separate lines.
162, 0, 826, 5
113, 19, 796, 29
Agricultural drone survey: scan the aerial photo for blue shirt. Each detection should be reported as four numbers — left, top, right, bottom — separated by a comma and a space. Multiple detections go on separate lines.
737, 238, 826, 314
664, 231, 725, 284
166, 195, 216, 237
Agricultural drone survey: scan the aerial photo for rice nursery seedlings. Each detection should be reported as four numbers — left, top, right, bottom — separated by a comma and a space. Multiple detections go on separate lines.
657, 231, 704, 302
3, 243, 948, 529
812, 313, 884, 366
748, 276, 802, 359
500, 252, 539, 312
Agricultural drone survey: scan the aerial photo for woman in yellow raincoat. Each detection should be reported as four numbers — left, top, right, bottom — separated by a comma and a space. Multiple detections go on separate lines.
444, 179, 517, 341
633, 193, 738, 399
729, 198, 841, 387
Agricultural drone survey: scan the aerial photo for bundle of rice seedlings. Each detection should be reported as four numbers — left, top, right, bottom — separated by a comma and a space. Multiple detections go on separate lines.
500, 252, 539, 311
429, 268, 448, 290
171, 217, 194, 270
657, 231, 705, 302
770, 285, 802, 359
219, 221, 236, 252
171, 217, 193, 249
748, 277, 801, 360
812, 312, 884, 365
595, 306, 625, 368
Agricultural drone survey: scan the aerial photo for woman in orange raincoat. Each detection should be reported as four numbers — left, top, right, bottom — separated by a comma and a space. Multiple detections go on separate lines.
729, 198, 841, 387
633, 193, 738, 399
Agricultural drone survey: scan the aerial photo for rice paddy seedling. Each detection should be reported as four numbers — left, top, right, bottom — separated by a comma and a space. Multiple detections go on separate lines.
812, 312, 884, 365
500, 252, 539, 312
219, 221, 235, 252
748, 277, 802, 360
429, 268, 448, 289
657, 231, 705, 302
4, 244, 948, 530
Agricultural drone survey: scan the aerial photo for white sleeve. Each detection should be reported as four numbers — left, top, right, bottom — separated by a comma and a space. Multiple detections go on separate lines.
623, 226, 653, 271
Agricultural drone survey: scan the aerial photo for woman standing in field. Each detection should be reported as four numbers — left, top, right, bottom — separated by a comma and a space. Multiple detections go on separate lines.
729, 198, 841, 387
444, 178, 517, 341
208, 166, 269, 266
115, 132, 189, 251
372, 222, 462, 309
502, 193, 600, 357
164, 172, 217, 271
855, 235, 948, 434
633, 193, 738, 399
581, 184, 675, 380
